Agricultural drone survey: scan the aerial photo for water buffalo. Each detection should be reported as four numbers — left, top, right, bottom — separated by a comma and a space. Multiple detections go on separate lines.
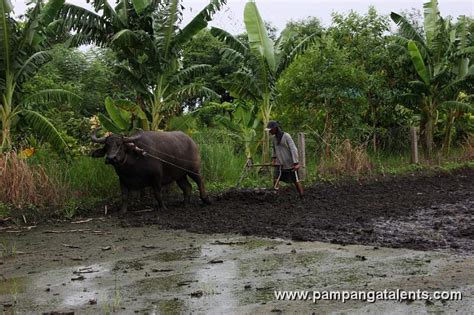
91, 129, 210, 213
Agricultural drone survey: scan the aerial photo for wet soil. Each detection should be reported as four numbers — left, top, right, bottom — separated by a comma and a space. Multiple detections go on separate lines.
124, 167, 474, 252
0, 167, 473, 313
1, 224, 473, 314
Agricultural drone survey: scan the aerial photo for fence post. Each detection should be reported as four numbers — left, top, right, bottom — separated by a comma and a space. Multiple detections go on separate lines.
410, 127, 419, 164
297, 132, 306, 180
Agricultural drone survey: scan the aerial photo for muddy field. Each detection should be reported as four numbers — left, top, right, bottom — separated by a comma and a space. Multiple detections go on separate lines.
124, 167, 474, 252
1, 167, 473, 314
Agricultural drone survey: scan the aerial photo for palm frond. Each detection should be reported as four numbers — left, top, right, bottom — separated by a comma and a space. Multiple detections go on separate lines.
210, 27, 248, 56
275, 26, 295, 56
160, 0, 180, 59
111, 29, 141, 47
176, 0, 227, 45
17, 0, 42, 49
423, 0, 441, 47
22, 110, 68, 154
171, 83, 219, 102
172, 64, 211, 85
408, 40, 431, 85
390, 12, 427, 50
441, 72, 474, 96
59, 3, 111, 46
223, 71, 261, 102
37, 0, 65, 29
408, 80, 429, 91
115, 64, 152, 97
454, 46, 474, 57
244, 1, 275, 73
201, 101, 235, 112
215, 114, 240, 134
439, 100, 473, 113
276, 32, 319, 76
0, 0, 13, 77
90, 0, 119, 22
220, 47, 245, 64
22, 89, 81, 106
14, 51, 51, 82
64, 33, 97, 47
132, 0, 152, 15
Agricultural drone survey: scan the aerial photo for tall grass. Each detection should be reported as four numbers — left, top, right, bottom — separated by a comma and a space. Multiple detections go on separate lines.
197, 138, 246, 189
0, 152, 65, 208
194, 130, 275, 189
462, 133, 474, 160
64, 157, 119, 199
1, 131, 471, 218
29, 151, 119, 200
0, 150, 118, 216
317, 139, 373, 178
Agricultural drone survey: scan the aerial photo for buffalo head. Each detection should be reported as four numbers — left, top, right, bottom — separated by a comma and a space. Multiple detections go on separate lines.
90, 128, 141, 165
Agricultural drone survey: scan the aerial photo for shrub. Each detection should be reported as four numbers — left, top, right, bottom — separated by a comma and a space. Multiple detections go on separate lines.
0, 152, 66, 208
318, 139, 373, 178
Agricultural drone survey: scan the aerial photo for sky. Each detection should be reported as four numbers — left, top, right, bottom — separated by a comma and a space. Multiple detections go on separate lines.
11, 0, 474, 34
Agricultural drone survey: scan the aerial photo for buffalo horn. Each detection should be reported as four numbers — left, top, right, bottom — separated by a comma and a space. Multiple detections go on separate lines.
123, 133, 142, 143
90, 128, 106, 144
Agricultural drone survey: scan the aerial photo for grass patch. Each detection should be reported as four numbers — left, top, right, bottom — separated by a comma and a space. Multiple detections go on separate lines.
1, 134, 471, 220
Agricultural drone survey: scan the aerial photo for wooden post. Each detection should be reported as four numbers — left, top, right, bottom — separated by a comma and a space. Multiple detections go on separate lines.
410, 127, 419, 164
297, 132, 306, 180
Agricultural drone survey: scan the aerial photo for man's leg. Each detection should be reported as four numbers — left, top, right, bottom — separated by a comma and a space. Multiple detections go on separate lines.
273, 166, 282, 190
293, 170, 304, 198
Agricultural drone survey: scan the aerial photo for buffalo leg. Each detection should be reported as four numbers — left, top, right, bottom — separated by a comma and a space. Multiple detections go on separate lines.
152, 182, 166, 209
176, 176, 192, 204
188, 172, 211, 205
120, 182, 129, 214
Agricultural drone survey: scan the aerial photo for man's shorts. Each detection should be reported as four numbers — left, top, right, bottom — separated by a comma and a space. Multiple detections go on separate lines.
274, 167, 300, 183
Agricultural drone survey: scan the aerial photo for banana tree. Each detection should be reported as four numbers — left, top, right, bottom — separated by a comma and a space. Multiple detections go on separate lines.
210, 0, 319, 161
391, 0, 473, 157
98, 96, 149, 134
1, 0, 79, 153
214, 102, 261, 161
59, 0, 226, 130
439, 16, 474, 155
439, 93, 473, 155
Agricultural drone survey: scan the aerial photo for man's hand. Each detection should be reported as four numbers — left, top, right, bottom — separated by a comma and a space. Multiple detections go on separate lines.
293, 163, 300, 170
271, 158, 277, 166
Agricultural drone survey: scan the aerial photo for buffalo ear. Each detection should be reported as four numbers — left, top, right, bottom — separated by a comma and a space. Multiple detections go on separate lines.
91, 147, 106, 158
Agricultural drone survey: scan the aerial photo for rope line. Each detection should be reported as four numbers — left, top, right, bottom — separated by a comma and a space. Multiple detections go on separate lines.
131, 141, 200, 164
126, 143, 202, 177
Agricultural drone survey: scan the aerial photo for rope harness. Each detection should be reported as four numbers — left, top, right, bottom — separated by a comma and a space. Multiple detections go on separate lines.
124, 142, 202, 177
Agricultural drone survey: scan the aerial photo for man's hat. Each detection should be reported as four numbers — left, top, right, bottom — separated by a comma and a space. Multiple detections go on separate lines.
265, 120, 279, 131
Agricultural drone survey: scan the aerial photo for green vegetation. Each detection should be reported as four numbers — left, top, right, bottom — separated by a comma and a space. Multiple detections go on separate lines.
0, 0, 472, 219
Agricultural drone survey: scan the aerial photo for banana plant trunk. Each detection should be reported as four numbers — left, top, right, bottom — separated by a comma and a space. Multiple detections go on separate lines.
371, 102, 377, 153
423, 99, 436, 159
1, 75, 15, 152
261, 95, 272, 165
1, 100, 15, 153
441, 110, 456, 157
151, 88, 165, 131
151, 102, 164, 130
324, 109, 332, 159
1, 116, 12, 151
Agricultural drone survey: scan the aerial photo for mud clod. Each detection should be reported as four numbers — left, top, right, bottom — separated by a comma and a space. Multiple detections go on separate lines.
121, 167, 473, 252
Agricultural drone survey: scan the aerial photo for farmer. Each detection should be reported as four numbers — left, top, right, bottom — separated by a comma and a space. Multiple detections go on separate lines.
266, 121, 304, 198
